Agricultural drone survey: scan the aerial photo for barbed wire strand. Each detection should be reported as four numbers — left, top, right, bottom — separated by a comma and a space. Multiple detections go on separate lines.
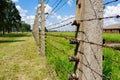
46, 35, 118, 80
45, 0, 63, 19
32, 15, 120, 33
45, 0, 49, 4
45, 33, 120, 64
48, 22, 72, 30
78, 30, 102, 69
53, 0, 70, 14
46, 61, 57, 80
46, 39, 71, 56
78, 51, 97, 80
88, 0, 103, 31
104, 0, 118, 5
34, 1, 120, 79
78, 60, 111, 80
47, 39, 109, 80
46, 41, 71, 73
40, 0, 70, 27
46, 16, 75, 28
46, 39, 110, 80
41, 33, 120, 51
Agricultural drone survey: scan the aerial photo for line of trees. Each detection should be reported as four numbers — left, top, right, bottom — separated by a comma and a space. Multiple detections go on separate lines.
0, 0, 31, 34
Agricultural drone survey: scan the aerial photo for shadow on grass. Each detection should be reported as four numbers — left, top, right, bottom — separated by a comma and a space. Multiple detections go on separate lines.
0, 33, 31, 37
0, 40, 25, 43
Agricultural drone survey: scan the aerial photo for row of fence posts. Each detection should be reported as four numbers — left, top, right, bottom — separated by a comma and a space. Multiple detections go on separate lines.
32, 0, 103, 80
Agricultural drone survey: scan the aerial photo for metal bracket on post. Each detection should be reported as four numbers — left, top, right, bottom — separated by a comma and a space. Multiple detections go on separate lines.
69, 39, 79, 44
68, 74, 78, 80
69, 56, 79, 62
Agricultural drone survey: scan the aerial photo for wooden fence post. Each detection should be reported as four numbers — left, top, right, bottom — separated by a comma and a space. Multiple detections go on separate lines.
71, 0, 103, 80
40, 0, 45, 56
32, 6, 40, 46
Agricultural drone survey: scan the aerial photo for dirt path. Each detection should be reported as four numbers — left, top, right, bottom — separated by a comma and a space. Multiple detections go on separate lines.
0, 33, 51, 80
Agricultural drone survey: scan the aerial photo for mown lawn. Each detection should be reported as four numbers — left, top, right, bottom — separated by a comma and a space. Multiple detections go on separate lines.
0, 33, 51, 80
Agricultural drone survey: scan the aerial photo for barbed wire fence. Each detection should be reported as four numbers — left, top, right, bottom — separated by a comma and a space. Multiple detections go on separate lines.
32, 0, 120, 80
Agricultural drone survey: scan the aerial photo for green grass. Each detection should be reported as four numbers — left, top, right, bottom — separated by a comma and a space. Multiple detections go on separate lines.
46, 32, 120, 80
0, 32, 120, 80
103, 33, 120, 43
103, 48, 120, 80
0, 32, 31, 37
46, 32, 75, 80
0, 32, 51, 80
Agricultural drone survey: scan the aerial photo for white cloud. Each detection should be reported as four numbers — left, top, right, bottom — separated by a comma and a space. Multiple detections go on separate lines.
12, 0, 19, 2
35, 4, 52, 13
35, 4, 75, 31
104, 4, 120, 26
67, 0, 73, 6
25, 15, 35, 27
47, 15, 75, 31
16, 5, 35, 28
104, 4, 120, 17
104, 19, 119, 27
45, 4, 52, 13
16, 5, 28, 17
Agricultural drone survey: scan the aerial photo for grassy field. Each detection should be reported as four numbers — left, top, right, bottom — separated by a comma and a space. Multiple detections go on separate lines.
103, 33, 120, 43
0, 32, 120, 80
46, 32, 75, 80
103, 48, 120, 80
0, 33, 51, 80
46, 32, 120, 80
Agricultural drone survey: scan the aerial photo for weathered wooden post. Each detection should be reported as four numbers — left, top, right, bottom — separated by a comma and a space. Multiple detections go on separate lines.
32, 6, 40, 45
40, 0, 45, 56
70, 0, 103, 80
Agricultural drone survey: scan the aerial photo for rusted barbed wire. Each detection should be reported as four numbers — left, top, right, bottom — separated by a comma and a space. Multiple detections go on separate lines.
48, 22, 72, 30
70, 39, 120, 51
46, 16, 75, 28
78, 59, 111, 80
46, 41, 71, 73
77, 15, 120, 22
104, 0, 118, 5
47, 40, 110, 80
32, 15, 120, 33
44, 33, 120, 51
33, 0, 120, 80
45, 0, 62, 19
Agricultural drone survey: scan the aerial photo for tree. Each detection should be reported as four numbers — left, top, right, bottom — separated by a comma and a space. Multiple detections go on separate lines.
0, 0, 21, 34
21, 21, 31, 32
5, 1, 21, 33
0, 0, 7, 34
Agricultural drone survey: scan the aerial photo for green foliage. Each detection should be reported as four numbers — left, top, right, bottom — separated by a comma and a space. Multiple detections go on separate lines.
0, 0, 31, 34
0, 0, 21, 34
21, 21, 31, 32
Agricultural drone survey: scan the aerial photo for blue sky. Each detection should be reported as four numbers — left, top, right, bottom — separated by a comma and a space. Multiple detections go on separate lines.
12, 0, 76, 31
12, 0, 120, 30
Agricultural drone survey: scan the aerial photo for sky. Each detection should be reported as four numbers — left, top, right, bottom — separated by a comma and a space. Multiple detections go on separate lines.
12, 0, 120, 31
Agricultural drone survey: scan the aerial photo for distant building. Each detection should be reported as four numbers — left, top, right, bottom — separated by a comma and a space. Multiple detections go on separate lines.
104, 24, 120, 33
